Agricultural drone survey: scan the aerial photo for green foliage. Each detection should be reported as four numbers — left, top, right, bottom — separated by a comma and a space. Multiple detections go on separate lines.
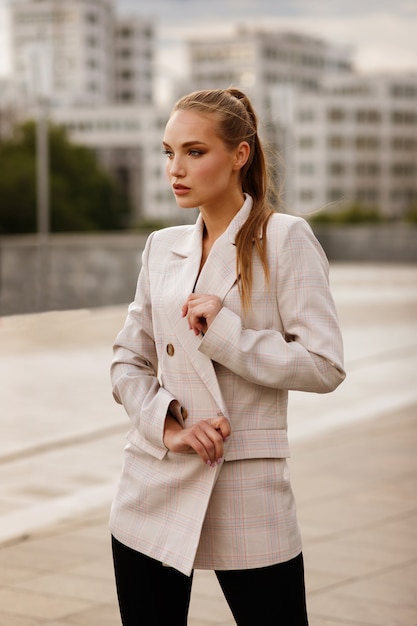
132, 218, 169, 232
0, 121, 130, 234
404, 205, 417, 224
309, 203, 383, 224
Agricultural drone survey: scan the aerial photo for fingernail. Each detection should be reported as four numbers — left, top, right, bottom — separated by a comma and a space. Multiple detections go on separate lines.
217, 458, 223, 464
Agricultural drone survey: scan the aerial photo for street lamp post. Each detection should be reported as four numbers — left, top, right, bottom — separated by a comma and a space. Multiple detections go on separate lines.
35, 93, 50, 311
26, 43, 52, 311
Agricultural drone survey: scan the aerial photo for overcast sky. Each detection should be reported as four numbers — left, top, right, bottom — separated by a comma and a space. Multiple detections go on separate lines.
1, 0, 416, 93
116, 0, 417, 68
121, 0, 417, 102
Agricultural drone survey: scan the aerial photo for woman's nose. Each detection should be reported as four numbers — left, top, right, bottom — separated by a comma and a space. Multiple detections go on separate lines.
168, 156, 185, 178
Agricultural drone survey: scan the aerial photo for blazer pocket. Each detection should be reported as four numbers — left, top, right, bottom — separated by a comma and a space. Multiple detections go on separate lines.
224, 429, 290, 461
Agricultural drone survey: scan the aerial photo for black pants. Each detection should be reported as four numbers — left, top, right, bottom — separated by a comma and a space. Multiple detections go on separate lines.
112, 535, 309, 625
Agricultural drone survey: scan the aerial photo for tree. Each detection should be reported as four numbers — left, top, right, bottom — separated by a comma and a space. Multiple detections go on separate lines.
0, 121, 130, 234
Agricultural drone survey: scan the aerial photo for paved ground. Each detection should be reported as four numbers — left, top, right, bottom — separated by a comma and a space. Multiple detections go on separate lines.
0, 263, 416, 625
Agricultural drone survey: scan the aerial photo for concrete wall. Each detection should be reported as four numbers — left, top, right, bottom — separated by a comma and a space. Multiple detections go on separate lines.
0, 233, 148, 316
0, 225, 416, 315
313, 224, 417, 263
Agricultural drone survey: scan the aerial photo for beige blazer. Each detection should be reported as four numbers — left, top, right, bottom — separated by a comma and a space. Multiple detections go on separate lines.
109, 195, 345, 576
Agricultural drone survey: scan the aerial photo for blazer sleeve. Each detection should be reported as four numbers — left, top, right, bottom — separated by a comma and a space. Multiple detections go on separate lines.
110, 232, 175, 459
199, 217, 346, 393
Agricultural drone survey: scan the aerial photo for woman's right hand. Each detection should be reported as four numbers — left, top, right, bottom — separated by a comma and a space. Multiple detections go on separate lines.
163, 413, 231, 467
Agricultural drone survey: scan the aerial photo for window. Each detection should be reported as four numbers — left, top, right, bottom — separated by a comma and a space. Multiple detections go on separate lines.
299, 136, 314, 148
119, 49, 132, 58
391, 84, 417, 98
392, 163, 416, 176
356, 136, 380, 149
392, 111, 417, 124
328, 162, 345, 175
328, 136, 344, 148
86, 12, 97, 24
327, 108, 345, 122
356, 189, 379, 202
327, 189, 344, 203
356, 110, 381, 123
356, 163, 380, 176
119, 27, 132, 38
119, 92, 133, 101
392, 137, 417, 150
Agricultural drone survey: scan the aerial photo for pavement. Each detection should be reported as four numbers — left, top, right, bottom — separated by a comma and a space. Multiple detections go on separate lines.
0, 262, 416, 626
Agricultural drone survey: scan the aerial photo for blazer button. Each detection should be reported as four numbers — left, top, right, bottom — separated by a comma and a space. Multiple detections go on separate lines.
180, 406, 188, 420
166, 343, 175, 357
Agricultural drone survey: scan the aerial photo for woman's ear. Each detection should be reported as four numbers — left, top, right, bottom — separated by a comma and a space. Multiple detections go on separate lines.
233, 141, 251, 171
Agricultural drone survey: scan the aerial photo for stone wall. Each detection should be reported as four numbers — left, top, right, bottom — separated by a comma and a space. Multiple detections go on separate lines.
0, 225, 416, 315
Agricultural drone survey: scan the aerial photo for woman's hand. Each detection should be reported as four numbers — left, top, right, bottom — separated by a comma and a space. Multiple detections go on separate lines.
163, 413, 231, 467
181, 294, 222, 335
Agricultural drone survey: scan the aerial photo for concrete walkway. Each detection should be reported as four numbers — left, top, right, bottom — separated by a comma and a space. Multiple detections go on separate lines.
0, 263, 416, 625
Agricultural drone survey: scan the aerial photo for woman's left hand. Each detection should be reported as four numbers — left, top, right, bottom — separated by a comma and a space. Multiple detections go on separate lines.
182, 294, 222, 336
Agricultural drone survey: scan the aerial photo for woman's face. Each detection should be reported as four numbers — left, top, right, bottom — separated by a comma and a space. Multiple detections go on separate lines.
163, 109, 245, 212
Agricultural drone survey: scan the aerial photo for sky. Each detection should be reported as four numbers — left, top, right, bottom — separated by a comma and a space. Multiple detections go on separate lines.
119, 0, 417, 74
1, 0, 416, 96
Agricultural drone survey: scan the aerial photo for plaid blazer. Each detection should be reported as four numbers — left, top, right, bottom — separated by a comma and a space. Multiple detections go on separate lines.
109, 195, 345, 576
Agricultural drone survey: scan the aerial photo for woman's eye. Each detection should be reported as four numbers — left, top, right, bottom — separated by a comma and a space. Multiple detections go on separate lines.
162, 149, 173, 158
189, 150, 203, 157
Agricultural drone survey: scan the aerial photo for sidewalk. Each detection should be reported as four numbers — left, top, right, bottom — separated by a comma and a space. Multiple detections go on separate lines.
0, 403, 415, 626
0, 263, 416, 625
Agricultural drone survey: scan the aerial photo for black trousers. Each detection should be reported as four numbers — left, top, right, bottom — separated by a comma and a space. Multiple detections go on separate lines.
112, 535, 309, 625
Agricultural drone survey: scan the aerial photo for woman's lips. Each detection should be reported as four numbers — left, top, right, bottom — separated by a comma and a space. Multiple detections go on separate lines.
173, 183, 191, 196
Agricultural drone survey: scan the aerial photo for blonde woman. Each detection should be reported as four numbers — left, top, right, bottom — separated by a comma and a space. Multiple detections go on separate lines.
110, 88, 345, 625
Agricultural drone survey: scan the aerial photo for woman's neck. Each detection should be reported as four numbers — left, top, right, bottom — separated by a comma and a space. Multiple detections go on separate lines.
198, 191, 245, 272
199, 190, 245, 245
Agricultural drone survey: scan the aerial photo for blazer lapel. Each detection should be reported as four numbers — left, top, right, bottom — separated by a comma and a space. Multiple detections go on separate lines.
163, 195, 253, 413
195, 194, 253, 298
164, 215, 226, 411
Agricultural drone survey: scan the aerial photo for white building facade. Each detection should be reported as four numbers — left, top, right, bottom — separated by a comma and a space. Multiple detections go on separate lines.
271, 74, 417, 218
188, 28, 353, 117
114, 17, 154, 104
9, 0, 154, 106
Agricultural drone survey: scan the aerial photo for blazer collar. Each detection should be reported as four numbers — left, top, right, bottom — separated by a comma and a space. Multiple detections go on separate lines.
169, 194, 253, 259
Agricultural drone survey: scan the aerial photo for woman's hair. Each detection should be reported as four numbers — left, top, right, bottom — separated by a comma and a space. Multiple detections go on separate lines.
172, 88, 278, 311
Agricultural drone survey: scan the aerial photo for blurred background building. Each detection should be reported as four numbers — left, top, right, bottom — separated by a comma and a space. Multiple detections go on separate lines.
9, 0, 153, 106
0, 0, 416, 224
270, 74, 417, 218
187, 28, 353, 113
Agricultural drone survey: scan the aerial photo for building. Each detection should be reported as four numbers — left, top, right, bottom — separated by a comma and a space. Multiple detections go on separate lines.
188, 28, 353, 116
9, 0, 154, 106
271, 73, 417, 218
0, 78, 32, 139
114, 16, 154, 104
51, 104, 195, 225
5, 11, 417, 223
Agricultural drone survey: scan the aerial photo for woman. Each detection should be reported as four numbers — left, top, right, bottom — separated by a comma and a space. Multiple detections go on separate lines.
110, 88, 345, 625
